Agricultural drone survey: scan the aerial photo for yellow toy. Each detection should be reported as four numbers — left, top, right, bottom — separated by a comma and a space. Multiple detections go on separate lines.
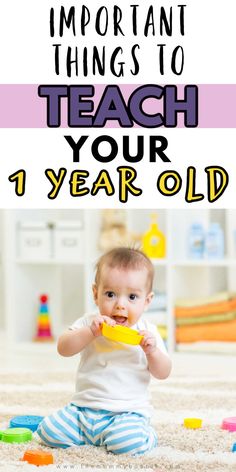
102, 323, 143, 345
183, 418, 202, 429
142, 213, 166, 258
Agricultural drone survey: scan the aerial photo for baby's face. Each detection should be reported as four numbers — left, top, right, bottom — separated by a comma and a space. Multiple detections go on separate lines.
93, 265, 153, 327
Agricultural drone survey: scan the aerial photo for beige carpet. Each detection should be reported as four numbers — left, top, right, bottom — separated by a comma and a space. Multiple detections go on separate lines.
0, 370, 236, 472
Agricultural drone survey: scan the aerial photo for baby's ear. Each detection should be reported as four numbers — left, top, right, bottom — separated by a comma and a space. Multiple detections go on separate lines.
145, 291, 154, 307
92, 284, 98, 304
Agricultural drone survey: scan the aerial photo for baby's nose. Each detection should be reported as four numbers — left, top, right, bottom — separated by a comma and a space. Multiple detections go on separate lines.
115, 299, 126, 310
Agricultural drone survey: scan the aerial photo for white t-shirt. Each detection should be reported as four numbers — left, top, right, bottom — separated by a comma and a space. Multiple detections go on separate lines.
69, 312, 169, 417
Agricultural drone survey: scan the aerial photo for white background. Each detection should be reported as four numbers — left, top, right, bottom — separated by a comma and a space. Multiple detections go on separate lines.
1, 0, 236, 83
0, 0, 235, 208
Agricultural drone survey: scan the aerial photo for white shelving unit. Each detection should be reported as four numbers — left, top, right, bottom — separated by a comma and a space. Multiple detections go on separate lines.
1, 208, 236, 353
0, 209, 101, 346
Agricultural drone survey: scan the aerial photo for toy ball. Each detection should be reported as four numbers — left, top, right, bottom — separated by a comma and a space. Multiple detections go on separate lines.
40, 294, 48, 303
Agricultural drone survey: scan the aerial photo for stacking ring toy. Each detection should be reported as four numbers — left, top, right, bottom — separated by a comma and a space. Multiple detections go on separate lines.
9, 415, 44, 432
183, 418, 202, 429
0, 428, 32, 443
102, 322, 143, 345
22, 449, 54, 466
222, 417, 236, 432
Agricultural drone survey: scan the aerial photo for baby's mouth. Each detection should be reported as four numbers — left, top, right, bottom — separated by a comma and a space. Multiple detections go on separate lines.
112, 315, 128, 325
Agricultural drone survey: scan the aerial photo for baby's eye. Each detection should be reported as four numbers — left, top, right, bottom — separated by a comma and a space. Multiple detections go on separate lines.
105, 291, 115, 298
129, 293, 137, 301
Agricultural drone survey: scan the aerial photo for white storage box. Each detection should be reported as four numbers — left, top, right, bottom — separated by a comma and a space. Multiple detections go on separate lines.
54, 221, 84, 261
18, 222, 52, 260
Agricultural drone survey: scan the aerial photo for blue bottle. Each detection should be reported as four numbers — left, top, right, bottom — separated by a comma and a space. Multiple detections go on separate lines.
188, 223, 204, 259
205, 223, 224, 259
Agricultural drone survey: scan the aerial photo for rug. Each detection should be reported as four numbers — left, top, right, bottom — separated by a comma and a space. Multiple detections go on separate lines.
0, 370, 235, 472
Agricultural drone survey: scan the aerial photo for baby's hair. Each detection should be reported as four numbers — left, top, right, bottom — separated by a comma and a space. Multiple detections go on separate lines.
95, 247, 154, 292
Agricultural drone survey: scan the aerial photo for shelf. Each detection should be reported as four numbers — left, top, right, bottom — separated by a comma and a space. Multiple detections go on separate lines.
15, 258, 236, 268
15, 259, 85, 265
173, 259, 236, 267
15, 253, 100, 266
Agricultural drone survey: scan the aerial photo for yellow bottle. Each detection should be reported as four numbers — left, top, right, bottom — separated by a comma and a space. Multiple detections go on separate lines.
142, 214, 166, 258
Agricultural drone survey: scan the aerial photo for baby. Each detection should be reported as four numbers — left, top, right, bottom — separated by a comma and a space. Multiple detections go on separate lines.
37, 247, 171, 455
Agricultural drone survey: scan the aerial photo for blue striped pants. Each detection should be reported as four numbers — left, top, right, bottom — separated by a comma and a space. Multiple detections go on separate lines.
37, 403, 157, 455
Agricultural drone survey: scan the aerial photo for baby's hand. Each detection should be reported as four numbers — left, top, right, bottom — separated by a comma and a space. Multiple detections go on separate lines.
90, 315, 116, 337
139, 330, 157, 355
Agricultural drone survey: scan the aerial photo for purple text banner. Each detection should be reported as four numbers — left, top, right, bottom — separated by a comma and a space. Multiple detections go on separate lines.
0, 84, 235, 128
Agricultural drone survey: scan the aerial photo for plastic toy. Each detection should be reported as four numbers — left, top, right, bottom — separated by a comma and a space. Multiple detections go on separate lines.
0, 427, 32, 443
232, 443, 236, 453
222, 417, 236, 432
102, 322, 143, 345
34, 294, 54, 342
21, 449, 54, 466
183, 418, 202, 429
9, 415, 44, 432
142, 213, 166, 259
